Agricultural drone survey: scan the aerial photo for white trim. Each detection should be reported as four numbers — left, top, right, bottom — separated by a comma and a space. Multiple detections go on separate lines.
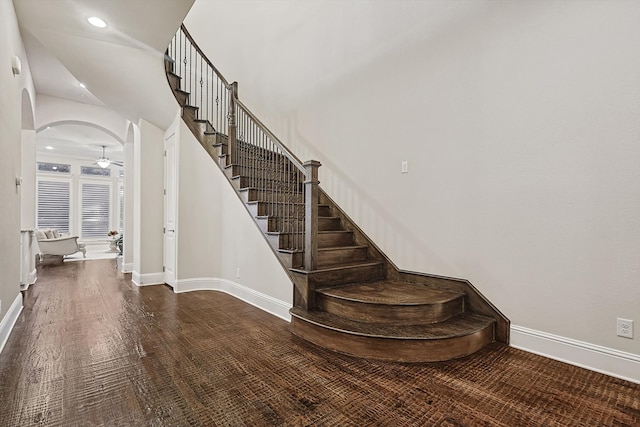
120, 262, 133, 273
20, 270, 37, 292
28, 268, 37, 285
511, 325, 640, 384
174, 277, 291, 322
131, 271, 165, 287
0, 294, 23, 355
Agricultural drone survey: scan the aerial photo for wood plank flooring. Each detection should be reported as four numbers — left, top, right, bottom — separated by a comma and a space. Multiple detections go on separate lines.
0, 259, 638, 426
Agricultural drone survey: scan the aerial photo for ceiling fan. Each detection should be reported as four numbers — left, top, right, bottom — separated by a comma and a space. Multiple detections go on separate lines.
95, 145, 123, 168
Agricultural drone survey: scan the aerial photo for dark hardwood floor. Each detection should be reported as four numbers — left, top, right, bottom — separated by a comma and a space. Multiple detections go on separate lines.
0, 260, 637, 426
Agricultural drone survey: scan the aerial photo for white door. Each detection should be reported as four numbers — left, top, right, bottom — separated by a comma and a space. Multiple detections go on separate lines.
164, 133, 177, 287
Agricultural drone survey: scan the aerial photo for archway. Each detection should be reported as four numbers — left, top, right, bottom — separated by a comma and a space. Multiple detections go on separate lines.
34, 121, 125, 259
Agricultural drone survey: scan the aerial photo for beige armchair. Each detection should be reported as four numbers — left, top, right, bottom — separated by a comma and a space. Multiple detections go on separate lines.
34, 229, 86, 260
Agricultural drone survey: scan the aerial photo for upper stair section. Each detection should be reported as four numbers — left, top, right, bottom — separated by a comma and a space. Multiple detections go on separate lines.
164, 25, 509, 362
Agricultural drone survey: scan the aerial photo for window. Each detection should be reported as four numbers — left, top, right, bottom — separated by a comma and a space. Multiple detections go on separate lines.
37, 180, 70, 233
81, 182, 111, 238
37, 162, 71, 174
81, 166, 111, 177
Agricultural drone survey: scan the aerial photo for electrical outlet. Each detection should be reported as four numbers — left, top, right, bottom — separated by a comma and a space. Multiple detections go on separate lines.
401, 161, 408, 173
617, 318, 633, 339
236, 268, 241, 278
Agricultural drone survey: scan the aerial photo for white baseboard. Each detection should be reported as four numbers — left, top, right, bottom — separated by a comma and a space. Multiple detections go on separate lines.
175, 277, 291, 322
511, 325, 640, 384
0, 293, 23, 355
131, 271, 165, 287
120, 262, 133, 273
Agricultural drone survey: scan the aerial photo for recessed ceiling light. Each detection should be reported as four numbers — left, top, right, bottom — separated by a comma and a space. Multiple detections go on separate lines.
88, 16, 107, 28
79, 82, 86, 89
45, 146, 54, 150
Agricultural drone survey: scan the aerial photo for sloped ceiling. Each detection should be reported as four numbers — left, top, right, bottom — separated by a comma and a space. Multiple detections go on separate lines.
15, 0, 194, 129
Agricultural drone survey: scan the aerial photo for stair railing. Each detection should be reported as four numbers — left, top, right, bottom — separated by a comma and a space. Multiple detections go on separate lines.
167, 24, 319, 269
168, 25, 230, 137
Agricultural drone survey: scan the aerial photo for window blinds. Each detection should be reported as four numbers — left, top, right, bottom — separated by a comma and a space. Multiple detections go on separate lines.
81, 182, 111, 238
37, 180, 71, 233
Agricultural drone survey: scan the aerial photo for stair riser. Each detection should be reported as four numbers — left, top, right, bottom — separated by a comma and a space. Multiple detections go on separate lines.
256, 217, 305, 234
291, 317, 494, 362
240, 189, 303, 204
266, 233, 304, 250
173, 89, 189, 106
212, 143, 228, 156
278, 251, 303, 269
248, 203, 304, 219
316, 295, 464, 325
193, 120, 214, 133
318, 232, 354, 248
317, 247, 368, 268
182, 106, 198, 122
318, 217, 341, 231
309, 263, 385, 288
201, 132, 227, 148
167, 73, 181, 91
317, 206, 331, 216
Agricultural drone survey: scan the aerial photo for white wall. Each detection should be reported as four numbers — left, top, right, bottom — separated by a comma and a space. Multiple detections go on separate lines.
132, 119, 165, 284
0, 0, 35, 333
174, 120, 293, 308
186, 0, 640, 359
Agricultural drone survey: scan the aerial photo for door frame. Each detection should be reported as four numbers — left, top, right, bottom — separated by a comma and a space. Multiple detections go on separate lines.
163, 131, 178, 287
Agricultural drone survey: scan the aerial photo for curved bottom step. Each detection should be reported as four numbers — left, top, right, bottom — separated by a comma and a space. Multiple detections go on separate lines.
290, 308, 495, 362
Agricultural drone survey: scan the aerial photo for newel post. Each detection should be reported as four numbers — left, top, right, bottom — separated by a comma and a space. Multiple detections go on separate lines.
304, 160, 321, 271
227, 81, 238, 165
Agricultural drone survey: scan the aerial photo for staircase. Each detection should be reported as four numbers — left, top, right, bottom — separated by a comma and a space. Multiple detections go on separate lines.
165, 25, 509, 362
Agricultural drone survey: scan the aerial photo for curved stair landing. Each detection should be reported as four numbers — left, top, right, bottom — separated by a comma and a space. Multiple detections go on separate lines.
290, 308, 495, 362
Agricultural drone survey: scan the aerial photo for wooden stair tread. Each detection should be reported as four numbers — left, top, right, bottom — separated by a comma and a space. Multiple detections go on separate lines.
290, 260, 383, 274
290, 308, 494, 340
316, 281, 464, 306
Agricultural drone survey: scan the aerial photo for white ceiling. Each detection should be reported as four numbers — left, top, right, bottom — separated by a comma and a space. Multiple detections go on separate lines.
15, 0, 195, 164
37, 124, 124, 164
